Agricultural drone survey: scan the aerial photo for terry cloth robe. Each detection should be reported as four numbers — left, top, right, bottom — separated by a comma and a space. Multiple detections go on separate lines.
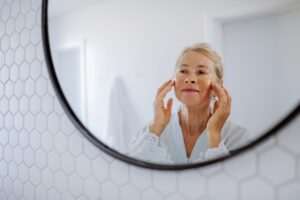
128, 111, 250, 164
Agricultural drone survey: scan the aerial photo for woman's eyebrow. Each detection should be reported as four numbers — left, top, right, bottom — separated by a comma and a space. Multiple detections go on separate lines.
181, 64, 189, 67
197, 65, 208, 69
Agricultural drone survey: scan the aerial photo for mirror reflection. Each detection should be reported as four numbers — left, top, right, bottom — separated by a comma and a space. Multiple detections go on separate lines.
48, 0, 300, 164
128, 43, 251, 164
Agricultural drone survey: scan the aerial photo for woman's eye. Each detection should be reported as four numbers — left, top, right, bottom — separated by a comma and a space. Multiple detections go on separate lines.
197, 71, 206, 75
180, 70, 187, 74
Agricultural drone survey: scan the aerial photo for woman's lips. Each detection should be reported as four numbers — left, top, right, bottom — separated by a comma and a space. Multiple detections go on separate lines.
181, 88, 200, 93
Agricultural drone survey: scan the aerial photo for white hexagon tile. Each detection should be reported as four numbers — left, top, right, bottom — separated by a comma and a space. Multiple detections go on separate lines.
0, 0, 300, 199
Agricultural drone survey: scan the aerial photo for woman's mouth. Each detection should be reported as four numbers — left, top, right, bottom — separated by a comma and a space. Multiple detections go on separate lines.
181, 88, 200, 93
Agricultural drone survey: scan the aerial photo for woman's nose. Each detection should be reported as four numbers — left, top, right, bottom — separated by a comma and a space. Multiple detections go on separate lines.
184, 76, 196, 84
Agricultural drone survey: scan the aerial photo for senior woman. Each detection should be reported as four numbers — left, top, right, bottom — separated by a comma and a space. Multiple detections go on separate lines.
129, 43, 250, 164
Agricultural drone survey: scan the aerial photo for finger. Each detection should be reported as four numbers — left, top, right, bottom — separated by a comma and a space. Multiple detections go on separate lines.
213, 99, 219, 113
213, 84, 230, 114
153, 81, 174, 108
156, 80, 174, 101
222, 87, 232, 109
212, 83, 227, 111
166, 98, 173, 111
156, 79, 172, 98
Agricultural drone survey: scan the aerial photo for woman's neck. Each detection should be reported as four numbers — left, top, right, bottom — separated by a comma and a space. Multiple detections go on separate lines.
179, 104, 211, 136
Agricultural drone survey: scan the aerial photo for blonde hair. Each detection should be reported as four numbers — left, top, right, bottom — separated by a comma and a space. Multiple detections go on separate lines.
176, 43, 224, 81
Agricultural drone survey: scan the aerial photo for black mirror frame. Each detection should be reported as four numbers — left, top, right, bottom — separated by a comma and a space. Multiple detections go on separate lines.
41, 0, 300, 170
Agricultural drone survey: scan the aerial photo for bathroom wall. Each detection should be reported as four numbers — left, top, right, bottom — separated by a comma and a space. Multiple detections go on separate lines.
0, 0, 300, 199
223, 10, 300, 134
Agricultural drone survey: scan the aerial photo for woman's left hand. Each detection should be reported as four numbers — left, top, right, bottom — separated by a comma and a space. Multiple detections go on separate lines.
207, 83, 231, 148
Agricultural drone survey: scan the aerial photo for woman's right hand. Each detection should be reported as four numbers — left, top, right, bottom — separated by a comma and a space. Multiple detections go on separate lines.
149, 79, 175, 137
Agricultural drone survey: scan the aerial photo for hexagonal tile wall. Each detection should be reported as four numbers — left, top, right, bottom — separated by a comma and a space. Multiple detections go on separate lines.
0, 0, 299, 200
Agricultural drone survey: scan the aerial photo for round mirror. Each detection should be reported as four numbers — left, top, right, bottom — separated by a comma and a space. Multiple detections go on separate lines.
42, 0, 300, 169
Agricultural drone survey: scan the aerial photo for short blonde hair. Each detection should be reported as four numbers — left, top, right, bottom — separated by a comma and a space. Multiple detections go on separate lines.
176, 43, 223, 81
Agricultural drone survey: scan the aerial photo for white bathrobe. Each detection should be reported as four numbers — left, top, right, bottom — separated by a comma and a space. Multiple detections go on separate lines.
128, 111, 250, 164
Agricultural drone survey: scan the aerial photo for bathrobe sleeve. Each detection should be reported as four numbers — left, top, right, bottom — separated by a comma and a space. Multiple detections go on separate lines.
128, 125, 174, 164
197, 121, 251, 162
197, 140, 230, 161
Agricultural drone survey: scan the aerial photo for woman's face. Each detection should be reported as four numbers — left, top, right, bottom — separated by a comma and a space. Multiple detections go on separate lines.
174, 51, 219, 107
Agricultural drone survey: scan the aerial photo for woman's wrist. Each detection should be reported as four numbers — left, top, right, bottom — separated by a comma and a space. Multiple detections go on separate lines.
149, 122, 164, 137
207, 130, 221, 148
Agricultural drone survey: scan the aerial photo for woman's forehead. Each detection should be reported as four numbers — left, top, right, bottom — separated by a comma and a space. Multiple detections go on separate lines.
178, 51, 215, 68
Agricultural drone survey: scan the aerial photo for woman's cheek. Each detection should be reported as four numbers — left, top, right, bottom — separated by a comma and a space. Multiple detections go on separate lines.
198, 76, 213, 91
174, 76, 183, 92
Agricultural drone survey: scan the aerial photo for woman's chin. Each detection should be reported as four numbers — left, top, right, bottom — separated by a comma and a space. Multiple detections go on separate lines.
180, 99, 202, 107
179, 96, 210, 107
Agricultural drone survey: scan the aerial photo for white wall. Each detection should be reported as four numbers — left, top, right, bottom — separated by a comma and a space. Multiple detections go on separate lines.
223, 9, 300, 135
